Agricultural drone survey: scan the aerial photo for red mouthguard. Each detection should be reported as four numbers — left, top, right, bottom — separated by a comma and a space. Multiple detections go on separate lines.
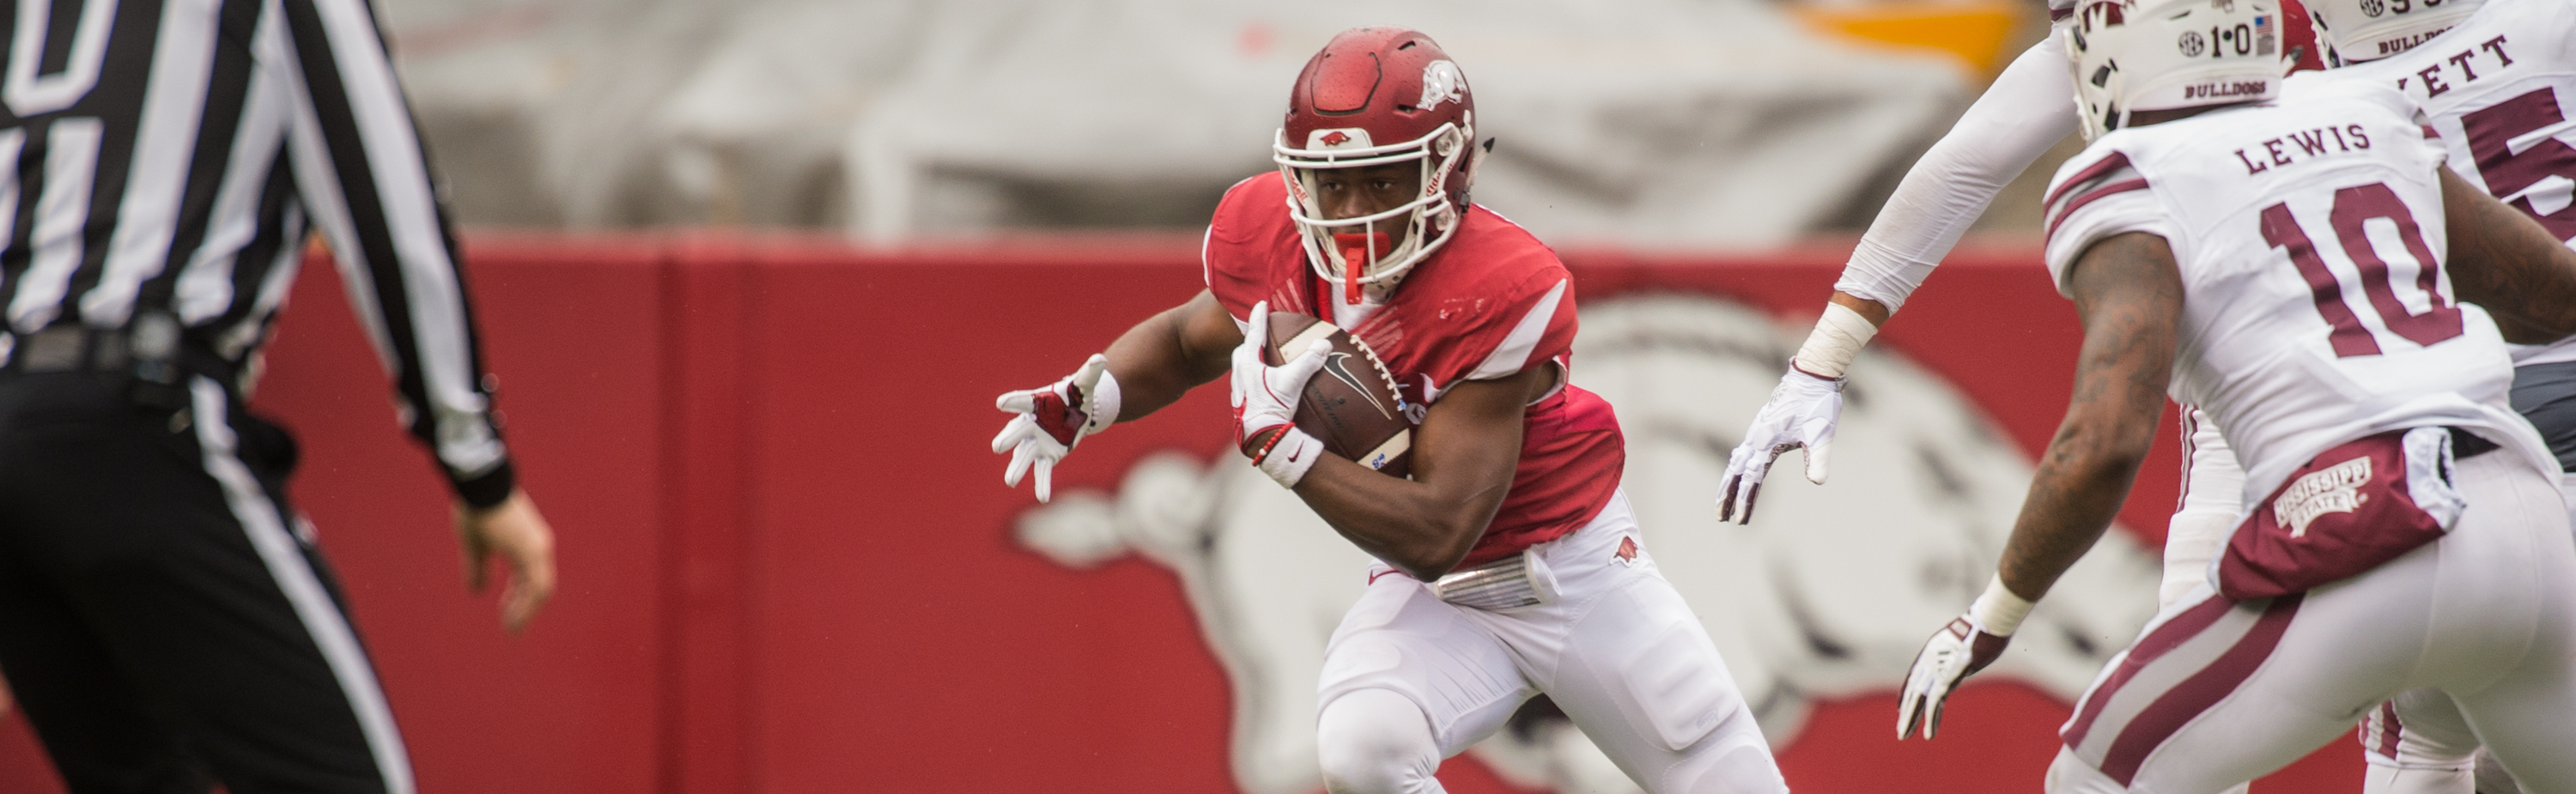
1333, 232, 1391, 304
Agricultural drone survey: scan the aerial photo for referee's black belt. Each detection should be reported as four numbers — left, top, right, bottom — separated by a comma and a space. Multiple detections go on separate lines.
3, 324, 138, 374
1, 323, 238, 409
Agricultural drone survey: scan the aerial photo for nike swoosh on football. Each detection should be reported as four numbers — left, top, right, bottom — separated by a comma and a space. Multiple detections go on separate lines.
1321, 353, 1394, 418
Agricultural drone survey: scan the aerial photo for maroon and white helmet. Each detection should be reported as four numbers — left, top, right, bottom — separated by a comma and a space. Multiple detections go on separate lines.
1273, 27, 1483, 302
2305, 0, 2479, 64
2067, 0, 2287, 139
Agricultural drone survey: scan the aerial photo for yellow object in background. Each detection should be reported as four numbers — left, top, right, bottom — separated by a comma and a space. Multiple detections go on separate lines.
1791, 0, 2022, 81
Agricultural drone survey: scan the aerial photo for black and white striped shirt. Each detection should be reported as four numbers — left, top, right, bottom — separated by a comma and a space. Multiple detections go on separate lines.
0, 0, 511, 506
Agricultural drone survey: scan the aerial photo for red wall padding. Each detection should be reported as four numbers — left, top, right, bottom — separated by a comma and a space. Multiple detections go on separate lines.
0, 234, 2360, 794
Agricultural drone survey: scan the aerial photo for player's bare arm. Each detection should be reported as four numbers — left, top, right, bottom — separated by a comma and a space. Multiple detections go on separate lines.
991, 289, 1237, 502
1101, 290, 1241, 417
2439, 167, 2576, 344
1826, 292, 1892, 324
993, 162, 1433, 501
1995, 231, 2182, 600
1899, 230, 2182, 739
1291, 365, 1552, 581
1095, 163, 1421, 415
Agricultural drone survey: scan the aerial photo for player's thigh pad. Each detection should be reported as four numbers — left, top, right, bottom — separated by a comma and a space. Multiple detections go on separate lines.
1497, 497, 1778, 793
1459, 494, 1745, 755
1543, 581, 1777, 794
1318, 571, 1534, 758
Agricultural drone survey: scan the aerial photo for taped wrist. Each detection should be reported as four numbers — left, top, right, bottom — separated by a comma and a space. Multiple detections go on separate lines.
1969, 574, 2035, 637
1791, 303, 1880, 379
1081, 370, 1121, 435
1249, 426, 1323, 488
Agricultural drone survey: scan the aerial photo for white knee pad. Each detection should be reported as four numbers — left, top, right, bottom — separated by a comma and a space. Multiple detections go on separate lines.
1667, 709, 1789, 794
1319, 689, 1448, 794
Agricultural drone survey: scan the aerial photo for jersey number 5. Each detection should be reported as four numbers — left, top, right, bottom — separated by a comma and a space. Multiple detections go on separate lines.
2258, 182, 2465, 358
2460, 88, 2576, 242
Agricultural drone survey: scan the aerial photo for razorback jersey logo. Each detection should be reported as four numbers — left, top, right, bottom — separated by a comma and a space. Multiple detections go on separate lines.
1614, 536, 1640, 566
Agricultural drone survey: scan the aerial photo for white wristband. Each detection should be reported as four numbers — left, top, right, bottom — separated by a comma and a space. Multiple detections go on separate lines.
1254, 427, 1325, 488
1791, 303, 1880, 379
1083, 370, 1121, 435
1969, 574, 2036, 637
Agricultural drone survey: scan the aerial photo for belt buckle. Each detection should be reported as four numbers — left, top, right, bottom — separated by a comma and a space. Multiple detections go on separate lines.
1431, 549, 1558, 611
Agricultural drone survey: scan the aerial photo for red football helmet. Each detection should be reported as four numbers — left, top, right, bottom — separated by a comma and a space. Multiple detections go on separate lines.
1273, 27, 1483, 303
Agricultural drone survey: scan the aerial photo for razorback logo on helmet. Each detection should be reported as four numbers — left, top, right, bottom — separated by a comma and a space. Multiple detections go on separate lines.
1419, 60, 1465, 112
1306, 128, 1370, 149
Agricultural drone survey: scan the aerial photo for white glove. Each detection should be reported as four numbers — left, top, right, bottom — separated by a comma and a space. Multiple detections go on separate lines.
1716, 367, 1843, 524
992, 354, 1120, 502
1896, 575, 2030, 740
1230, 301, 1331, 488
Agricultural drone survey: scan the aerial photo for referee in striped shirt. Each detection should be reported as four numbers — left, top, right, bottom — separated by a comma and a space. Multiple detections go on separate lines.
0, 1, 557, 792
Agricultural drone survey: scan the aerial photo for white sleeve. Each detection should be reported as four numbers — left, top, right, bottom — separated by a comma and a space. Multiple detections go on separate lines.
1833, 33, 2081, 312
2041, 147, 2170, 294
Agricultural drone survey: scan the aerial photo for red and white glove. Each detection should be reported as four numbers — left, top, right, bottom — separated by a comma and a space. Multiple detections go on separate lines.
1231, 301, 1332, 488
1716, 367, 1842, 523
1896, 575, 2032, 740
992, 354, 1120, 502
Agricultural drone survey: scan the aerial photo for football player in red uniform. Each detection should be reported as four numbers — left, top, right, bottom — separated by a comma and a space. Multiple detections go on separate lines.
991, 27, 1787, 794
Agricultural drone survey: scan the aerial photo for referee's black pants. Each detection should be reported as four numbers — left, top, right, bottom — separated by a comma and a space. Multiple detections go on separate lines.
0, 373, 410, 794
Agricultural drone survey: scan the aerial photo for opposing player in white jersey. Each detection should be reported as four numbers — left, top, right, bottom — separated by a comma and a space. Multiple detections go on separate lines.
1889, 0, 2576, 791
2290, 3, 2576, 791
1723, 0, 2576, 786
1716, 0, 2326, 620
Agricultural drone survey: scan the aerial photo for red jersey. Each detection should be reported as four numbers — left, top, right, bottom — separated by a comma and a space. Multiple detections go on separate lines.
1203, 173, 1625, 568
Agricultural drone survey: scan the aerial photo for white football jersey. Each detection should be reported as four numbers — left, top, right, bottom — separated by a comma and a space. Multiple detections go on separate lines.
2325, 0, 2576, 365
2043, 78, 2554, 506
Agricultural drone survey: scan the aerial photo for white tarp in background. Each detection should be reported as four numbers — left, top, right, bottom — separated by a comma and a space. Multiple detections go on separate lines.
384, 0, 1971, 247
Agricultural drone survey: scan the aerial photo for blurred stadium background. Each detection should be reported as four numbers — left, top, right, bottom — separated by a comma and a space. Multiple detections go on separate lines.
0, 0, 2366, 792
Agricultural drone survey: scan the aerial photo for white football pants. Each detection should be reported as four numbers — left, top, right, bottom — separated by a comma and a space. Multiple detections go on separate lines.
2352, 470, 2576, 794
1313, 491, 1785, 794
2057, 452, 2576, 794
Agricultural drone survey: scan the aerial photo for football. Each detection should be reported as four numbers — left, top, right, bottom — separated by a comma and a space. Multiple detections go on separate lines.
1264, 311, 1414, 478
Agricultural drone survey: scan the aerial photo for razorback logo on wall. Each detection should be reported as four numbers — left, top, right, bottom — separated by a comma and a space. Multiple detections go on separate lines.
1016, 295, 2162, 794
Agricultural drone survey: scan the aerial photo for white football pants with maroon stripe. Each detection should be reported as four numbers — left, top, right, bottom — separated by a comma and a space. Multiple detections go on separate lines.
2050, 452, 2576, 794
1313, 491, 1786, 794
